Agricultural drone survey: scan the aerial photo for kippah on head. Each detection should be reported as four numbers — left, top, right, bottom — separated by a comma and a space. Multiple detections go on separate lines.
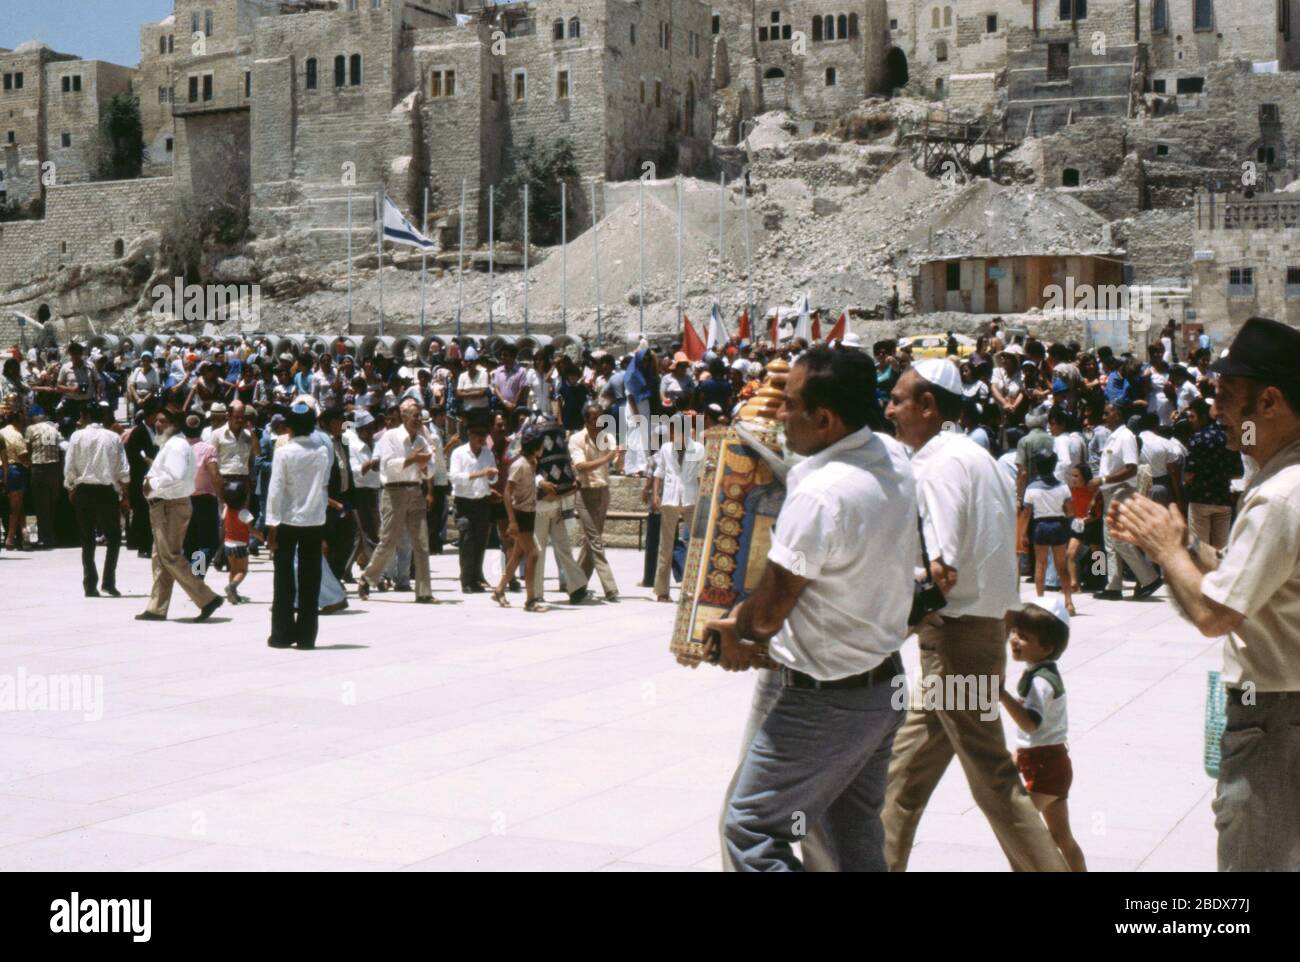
912, 358, 963, 397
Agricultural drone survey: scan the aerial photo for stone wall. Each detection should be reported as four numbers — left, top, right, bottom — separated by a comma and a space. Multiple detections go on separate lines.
0, 177, 173, 287
1139, 0, 1300, 83
44, 61, 137, 186
888, 0, 1032, 93
138, 16, 181, 171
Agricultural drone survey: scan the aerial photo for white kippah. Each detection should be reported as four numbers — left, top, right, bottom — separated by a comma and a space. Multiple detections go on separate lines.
1046, 597, 1071, 629
913, 358, 963, 397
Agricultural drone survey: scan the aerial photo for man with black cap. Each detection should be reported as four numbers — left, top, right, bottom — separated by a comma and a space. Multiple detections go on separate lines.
63, 402, 130, 597
265, 401, 333, 648
1108, 317, 1300, 871
882, 358, 1068, 872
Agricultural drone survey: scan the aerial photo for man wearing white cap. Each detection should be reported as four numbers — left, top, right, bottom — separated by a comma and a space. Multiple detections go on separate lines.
345, 409, 382, 577
883, 358, 1068, 872
457, 348, 491, 419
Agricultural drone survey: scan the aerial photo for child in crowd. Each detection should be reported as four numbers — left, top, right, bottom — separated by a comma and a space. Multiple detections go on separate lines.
1023, 450, 1075, 615
494, 433, 541, 611
1065, 463, 1100, 594
1001, 600, 1087, 872
222, 482, 254, 605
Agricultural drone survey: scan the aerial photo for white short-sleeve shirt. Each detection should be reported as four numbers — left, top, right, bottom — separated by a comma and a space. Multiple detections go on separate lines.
1017, 665, 1068, 748
1099, 425, 1139, 489
765, 427, 918, 681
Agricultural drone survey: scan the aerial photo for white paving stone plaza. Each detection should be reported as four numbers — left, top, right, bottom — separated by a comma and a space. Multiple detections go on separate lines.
0, 544, 1219, 871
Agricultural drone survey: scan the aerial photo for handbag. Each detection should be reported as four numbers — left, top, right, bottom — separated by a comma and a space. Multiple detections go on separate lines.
908, 513, 947, 628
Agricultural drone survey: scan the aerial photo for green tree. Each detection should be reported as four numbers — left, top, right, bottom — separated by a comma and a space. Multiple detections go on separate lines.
497, 136, 581, 246
97, 94, 145, 181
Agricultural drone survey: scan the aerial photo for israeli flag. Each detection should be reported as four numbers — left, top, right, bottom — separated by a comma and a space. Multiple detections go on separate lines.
382, 195, 435, 251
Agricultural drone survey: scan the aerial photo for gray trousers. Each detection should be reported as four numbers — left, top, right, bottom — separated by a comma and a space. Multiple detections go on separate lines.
1102, 486, 1159, 590
721, 669, 905, 871
1214, 691, 1300, 871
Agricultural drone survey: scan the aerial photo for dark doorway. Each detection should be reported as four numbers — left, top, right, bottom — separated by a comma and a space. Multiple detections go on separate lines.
1062, 168, 1080, 187
1047, 43, 1070, 81
884, 47, 909, 93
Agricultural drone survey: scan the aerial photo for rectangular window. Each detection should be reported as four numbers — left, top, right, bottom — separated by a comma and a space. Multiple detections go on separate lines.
14, 73, 22, 90
1176, 76, 1204, 93
946, 262, 961, 291
62, 76, 70, 93
203, 74, 213, 101
1261, 103, 1280, 124
1059, 0, 1087, 20
205, 11, 214, 38
1286, 266, 1300, 298
557, 69, 569, 99
189, 75, 200, 103
1194, 0, 1214, 31
159, 85, 168, 104
1047, 42, 1070, 80
986, 14, 998, 33
444, 70, 455, 97
244, 71, 251, 98
431, 72, 441, 97
758, 26, 769, 42
490, 73, 500, 101
639, 79, 645, 104
6, 131, 13, 144
168, 35, 174, 53
630, 24, 636, 45
1228, 267, 1255, 297
3, 75, 11, 92
1153, 0, 1168, 33
61, 132, 71, 148
1153, 78, 1166, 93
192, 13, 200, 34
514, 71, 526, 102
655, 80, 662, 107
165, 137, 174, 153
306, 59, 318, 90
889, 18, 898, 30
712, 14, 720, 35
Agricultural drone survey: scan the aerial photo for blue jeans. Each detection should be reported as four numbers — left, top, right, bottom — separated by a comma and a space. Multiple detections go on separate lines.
723, 673, 904, 871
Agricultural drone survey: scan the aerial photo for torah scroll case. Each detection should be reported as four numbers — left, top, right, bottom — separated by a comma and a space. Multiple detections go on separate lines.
670, 360, 791, 667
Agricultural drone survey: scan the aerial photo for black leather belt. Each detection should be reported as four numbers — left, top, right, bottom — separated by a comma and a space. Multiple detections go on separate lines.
384, 482, 421, 488
781, 652, 904, 691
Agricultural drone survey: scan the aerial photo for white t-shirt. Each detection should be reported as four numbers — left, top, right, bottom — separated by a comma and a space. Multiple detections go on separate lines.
1018, 665, 1068, 748
766, 428, 918, 681
1024, 479, 1070, 519
457, 368, 490, 410
1052, 431, 1086, 484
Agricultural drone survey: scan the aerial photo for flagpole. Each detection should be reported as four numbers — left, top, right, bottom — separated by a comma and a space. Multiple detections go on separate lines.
523, 182, 530, 336
717, 170, 725, 324
638, 177, 645, 335
488, 184, 495, 336
419, 185, 429, 338
742, 177, 753, 331
376, 189, 385, 338
561, 180, 567, 335
591, 179, 601, 347
346, 187, 353, 336
676, 175, 683, 331
455, 178, 465, 339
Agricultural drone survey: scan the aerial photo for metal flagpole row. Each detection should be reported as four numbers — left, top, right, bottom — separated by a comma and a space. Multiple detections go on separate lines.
675, 175, 683, 329
488, 184, 495, 336
591, 180, 601, 346
638, 178, 645, 335
717, 170, 725, 319
420, 185, 428, 338
455, 178, 466, 339
376, 189, 385, 337
743, 176, 753, 328
523, 182, 530, 335
346, 187, 353, 335
561, 181, 568, 335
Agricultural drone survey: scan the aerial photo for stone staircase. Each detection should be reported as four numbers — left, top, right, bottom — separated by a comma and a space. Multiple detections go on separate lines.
1006, 39, 1139, 139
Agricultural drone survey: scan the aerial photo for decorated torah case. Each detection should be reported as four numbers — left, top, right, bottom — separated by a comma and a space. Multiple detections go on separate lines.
670, 360, 790, 667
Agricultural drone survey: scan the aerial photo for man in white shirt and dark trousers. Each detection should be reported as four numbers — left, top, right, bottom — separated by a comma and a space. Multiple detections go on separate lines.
64, 403, 130, 597
883, 359, 1069, 872
449, 423, 497, 593
1090, 402, 1162, 600
265, 402, 333, 648
136, 407, 224, 623
710, 347, 917, 871
357, 398, 437, 604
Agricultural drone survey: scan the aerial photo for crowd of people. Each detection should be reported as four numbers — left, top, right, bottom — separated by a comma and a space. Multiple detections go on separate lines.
1, 312, 1296, 872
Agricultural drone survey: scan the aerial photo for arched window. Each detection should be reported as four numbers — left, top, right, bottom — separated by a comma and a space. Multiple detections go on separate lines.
113, 239, 125, 258
553, 19, 564, 40
849, 14, 859, 38
305, 58, 317, 90
350, 53, 362, 86
936, 40, 948, 61
944, 6, 952, 27
334, 55, 346, 87
37, 304, 51, 323
812, 17, 822, 42
568, 17, 580, 39
932, 7, 941, 28
824, 14, 835, 40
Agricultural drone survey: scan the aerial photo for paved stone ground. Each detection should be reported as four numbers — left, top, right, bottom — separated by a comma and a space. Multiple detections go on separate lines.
0, 544, 1219, 871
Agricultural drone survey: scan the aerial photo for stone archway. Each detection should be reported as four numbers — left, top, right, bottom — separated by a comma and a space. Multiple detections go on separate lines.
884, 47, 909, 94
762, 67, 787, 111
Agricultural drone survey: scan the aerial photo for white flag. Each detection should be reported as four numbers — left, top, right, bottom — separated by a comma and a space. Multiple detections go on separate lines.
793, 291, 812, 342
707, 303, 728, 351
382, 195, 435, 251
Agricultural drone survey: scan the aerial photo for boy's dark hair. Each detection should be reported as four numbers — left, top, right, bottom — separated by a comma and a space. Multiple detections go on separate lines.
1033, 450, 1058, 481
223, 482, 248, 510
1014, 604, 1069, 659
521, 435, 544, 456
794, 345, 886, 431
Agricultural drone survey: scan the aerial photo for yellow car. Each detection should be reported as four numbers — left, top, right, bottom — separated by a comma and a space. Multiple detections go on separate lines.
898, 333, 976, 359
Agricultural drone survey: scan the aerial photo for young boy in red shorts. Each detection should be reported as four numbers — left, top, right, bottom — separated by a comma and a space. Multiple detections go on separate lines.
1000, 600, 1087, 871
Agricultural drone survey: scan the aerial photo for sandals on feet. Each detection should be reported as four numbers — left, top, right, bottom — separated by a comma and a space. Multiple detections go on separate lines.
492, 589, 511, 608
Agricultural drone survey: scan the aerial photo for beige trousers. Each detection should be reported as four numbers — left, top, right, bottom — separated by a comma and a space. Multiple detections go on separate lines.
362, 486, 431, 598
654, 503, 694, 598
1188, 503, 1233, 550
577, 486, 618, 596
146, 498, 221, 617
883, 615, 1069, 872
528, 498, 587, 600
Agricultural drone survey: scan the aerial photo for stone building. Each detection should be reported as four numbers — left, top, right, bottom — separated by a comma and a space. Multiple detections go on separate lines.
1191, 190, 1300, 337
713, 1, 891, 132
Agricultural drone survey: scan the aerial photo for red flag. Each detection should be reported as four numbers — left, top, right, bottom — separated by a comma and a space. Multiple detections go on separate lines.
682, 314, 706, 361
737, 308, 750, 342
768, 312, 779, 345
826, 311, 847, 343
811, 311, 822, 342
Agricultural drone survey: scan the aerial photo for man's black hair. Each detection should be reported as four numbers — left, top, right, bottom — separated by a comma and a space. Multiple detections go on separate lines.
794, 345, 886, 432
